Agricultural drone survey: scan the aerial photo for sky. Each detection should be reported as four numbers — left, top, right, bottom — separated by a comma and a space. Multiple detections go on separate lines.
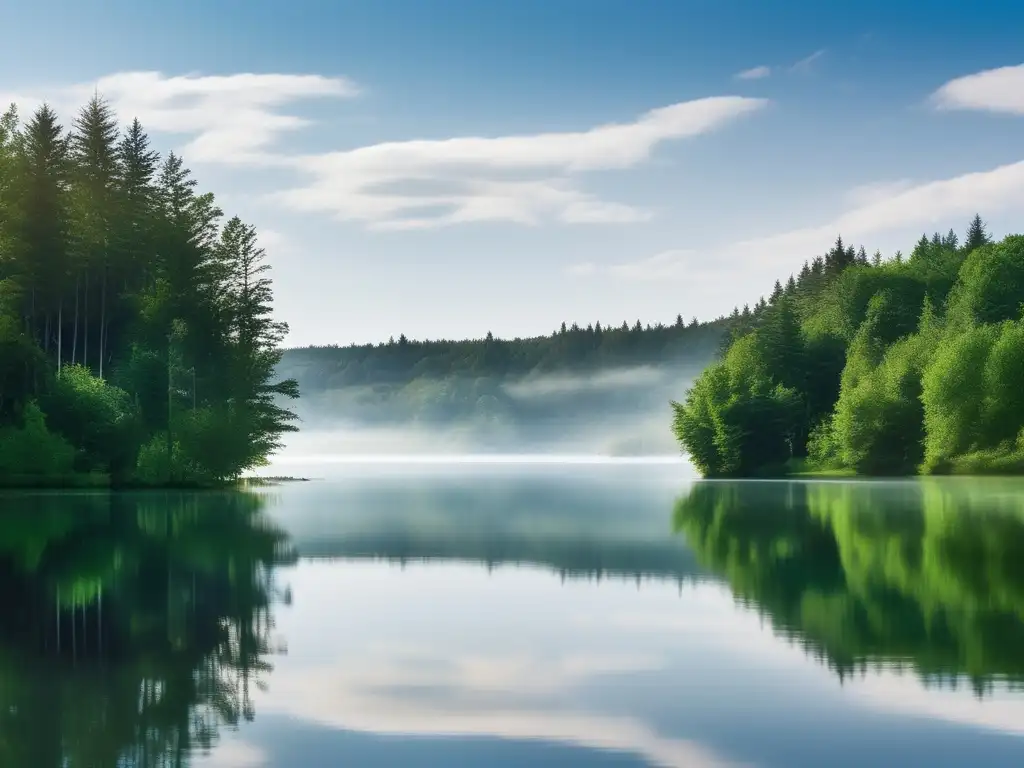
2, 0, 1024, 347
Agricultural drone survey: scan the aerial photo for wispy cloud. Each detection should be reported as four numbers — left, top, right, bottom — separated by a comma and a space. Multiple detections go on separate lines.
842, 178, 916, 207
931, 63, 1024, 115
4, 72, 767, 231
789, 49, 825, 73
567, 249, 711, 281
271, 97, 768, 230
2, 71, 360, 164
573, 159, 1024, 283
734, 66, 771, 81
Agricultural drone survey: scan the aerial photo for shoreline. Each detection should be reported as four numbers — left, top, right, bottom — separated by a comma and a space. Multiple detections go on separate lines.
3, 466, 1024, 491
0, 475, 314, 491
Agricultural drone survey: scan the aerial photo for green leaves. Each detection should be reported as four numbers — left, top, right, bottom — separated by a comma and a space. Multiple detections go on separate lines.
675, 218, 1024, 478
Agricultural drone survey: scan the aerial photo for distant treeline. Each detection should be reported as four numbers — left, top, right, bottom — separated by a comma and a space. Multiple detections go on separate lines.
282, 315, 728, 394
673, 214, 1024, 477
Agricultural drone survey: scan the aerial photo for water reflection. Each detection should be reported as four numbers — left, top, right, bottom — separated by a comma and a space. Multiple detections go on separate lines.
0, 491, 293, 767
673, 479, 1024, 694
4, 475, 1024, 767
263, 468, 704, 584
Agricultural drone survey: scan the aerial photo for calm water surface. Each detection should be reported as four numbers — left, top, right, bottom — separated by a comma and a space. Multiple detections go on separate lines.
2, 464, 1024, 767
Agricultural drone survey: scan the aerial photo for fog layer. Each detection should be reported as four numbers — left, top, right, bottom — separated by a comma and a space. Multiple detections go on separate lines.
280, 363, 703, 459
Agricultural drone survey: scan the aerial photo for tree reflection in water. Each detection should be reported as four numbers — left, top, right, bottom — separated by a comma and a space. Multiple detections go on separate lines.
0, 489, 295, 767
673, 479, 1024, 696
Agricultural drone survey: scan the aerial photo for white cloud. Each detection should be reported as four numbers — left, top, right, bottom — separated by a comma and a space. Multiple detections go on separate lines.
781, 159, 1024, 245
2, 71, 359, 164
842, 178, 916, 207
568, 249, 712, 281
271, 96, 768, 229
735, 66, 771, 81
932, 63, 1024, 115
3, 73, 766, 231
790, 49, 825, 73
574, 159, 1024, 283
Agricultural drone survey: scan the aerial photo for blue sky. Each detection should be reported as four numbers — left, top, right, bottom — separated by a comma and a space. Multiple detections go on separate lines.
3, 0, 1024, 346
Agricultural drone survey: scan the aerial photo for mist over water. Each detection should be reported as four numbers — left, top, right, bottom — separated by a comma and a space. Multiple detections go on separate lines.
282, 363, 701, 464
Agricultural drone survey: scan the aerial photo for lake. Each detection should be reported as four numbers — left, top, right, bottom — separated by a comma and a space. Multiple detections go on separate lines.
2, 463, 1024, 767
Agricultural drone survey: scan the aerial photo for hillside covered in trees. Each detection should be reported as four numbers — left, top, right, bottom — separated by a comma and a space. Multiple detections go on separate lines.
283, 314, 726, 389
279, 311, 728, 444
0, 99, 298, 487
673, 215, 1024, 477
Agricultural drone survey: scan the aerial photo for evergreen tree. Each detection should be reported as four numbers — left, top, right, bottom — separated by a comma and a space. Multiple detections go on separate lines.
69, 95, 120, 377
0, 98, 300, 486
965, 213, 990, 252
214, 216, 298, 473
16, 105, 71, 362
798, 261, 811, 284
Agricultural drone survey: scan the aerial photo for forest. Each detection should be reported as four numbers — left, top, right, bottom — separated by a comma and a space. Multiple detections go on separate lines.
283, 314, 726, 390
672, 215, 1024, 477
0, 99, 298, 487
279, 304, 727, 434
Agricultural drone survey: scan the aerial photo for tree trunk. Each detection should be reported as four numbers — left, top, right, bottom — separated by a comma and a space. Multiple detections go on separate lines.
99, 266, 106, 380
167, 334, 174, 482
83, 271, 89, 373
57, 299, 63, 377
30, 286, 36, 346
72, 276, 79, 366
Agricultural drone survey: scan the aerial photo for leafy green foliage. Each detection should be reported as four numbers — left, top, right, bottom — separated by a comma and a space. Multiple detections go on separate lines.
0, 99, 298, 486
672, 331, 804, 477
945, 235, 1024, 328
921, 319, 1024, 473
673, 215, 1024, 477
40, 364, 139, 477
0, 401, 76, 481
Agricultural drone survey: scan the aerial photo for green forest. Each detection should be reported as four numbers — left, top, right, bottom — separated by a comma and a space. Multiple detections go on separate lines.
672, 216, 1024, 477
674, 480, 1024, 693
279, 302, 726, 430
283, 314, 726, 389
0, 99, 298, 487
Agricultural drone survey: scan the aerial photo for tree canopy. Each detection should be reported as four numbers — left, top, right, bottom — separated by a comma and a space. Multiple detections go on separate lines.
281, 314, 726, 391
0, 98, 298, 486
672, 215, 1024, 477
